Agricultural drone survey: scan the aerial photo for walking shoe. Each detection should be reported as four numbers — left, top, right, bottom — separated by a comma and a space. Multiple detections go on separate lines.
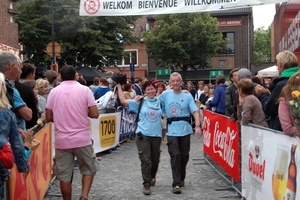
173, 186, 181, 194
143, 183, 151, 195
150, 178, 156, 186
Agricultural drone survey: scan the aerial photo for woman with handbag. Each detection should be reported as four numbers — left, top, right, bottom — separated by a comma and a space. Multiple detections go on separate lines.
116, 80, 162, 195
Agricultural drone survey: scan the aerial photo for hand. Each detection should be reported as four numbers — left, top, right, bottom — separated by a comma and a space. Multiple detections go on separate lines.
21, 169, 30, 179
135, 95, 143, 101
195, 127, 203, 138
19, 129, 25, 140
255, 85, 268, 96
24, 129, 34, 148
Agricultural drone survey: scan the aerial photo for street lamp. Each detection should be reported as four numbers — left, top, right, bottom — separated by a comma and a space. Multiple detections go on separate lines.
46, 0, 60, 65
51, 0, 55, 64
46, 0, 75, 66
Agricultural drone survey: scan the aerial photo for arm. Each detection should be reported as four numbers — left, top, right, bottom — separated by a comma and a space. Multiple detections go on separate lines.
46, 108, 53, 122
0, 143, 14, 169
278, 98, 300, 137
241, 97, 253, 125
225, 87, 234, 116
16, 106, 32, 121
8, 114, 30, 173
193, 110, 202, 137
88, 105, 99, 118
208, 89, 220, 106
116, 84, 129, 106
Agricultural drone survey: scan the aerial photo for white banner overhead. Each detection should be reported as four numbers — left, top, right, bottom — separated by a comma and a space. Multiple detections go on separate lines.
79, 0, 288, 16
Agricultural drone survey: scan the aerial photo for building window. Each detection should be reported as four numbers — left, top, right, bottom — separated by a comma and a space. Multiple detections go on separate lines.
117, 50, 138, 67
219, 60, 226, 68
219, 32, 235, 54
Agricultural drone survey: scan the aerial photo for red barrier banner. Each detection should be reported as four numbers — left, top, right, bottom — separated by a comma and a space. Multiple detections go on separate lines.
203, 109, 240, 182
9, 124, 52, 200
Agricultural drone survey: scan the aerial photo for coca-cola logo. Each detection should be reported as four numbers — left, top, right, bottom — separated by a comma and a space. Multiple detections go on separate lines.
203, 116, 236, 168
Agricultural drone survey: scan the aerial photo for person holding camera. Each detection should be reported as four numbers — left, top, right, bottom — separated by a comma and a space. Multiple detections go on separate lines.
116, 80, 162, 196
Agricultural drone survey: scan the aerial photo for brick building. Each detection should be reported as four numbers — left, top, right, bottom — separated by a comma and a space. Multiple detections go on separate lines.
0, 0, 20, 50
110, 8, 255, 83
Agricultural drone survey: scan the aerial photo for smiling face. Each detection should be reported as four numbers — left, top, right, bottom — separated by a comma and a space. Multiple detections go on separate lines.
170, 75, 182, 92
39, 84, 49, 94
145, 84, 156, 99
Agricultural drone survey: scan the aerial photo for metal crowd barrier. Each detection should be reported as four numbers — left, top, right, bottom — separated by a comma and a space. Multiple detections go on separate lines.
202, 126, 242, 198
0, 174, 9, 200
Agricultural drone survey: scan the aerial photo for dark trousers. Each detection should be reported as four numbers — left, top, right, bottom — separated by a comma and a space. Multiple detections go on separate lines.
167, 134, 191, 187
136, 134, 161, 185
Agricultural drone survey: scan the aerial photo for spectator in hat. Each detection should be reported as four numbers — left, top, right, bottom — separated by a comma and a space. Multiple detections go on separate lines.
231, 68, 252, 120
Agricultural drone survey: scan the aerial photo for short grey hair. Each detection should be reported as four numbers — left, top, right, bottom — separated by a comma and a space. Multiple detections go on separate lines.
169, 72, 182, 81
0, 51, 19, 72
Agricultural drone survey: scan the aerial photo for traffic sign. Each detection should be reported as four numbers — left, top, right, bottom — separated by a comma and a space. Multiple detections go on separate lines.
156, 68, 171, 76
130, 63, 135, 71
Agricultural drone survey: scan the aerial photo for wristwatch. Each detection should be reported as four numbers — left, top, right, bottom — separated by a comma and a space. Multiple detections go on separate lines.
196, 124, 201, 128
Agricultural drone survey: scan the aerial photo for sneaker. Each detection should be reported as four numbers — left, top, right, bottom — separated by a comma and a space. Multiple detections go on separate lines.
143, 183, 151, 195
173, 186, 181, 194
151, 178, 156, 186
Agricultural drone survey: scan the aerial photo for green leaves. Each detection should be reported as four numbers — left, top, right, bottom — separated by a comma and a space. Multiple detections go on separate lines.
15, 0, 138, 71
143, 12, 227, 80
254, 27, 271, 62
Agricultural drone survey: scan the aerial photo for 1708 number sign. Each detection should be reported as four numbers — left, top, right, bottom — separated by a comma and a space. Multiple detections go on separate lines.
99, 115, 117, 148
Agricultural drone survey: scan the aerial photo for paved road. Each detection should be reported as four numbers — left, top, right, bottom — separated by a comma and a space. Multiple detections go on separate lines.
44, 134, 240, 200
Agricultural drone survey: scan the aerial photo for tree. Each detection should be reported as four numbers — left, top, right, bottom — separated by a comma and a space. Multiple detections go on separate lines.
143, 13, 227, 81
254, 26, 271, 62
14, 0, 139, 71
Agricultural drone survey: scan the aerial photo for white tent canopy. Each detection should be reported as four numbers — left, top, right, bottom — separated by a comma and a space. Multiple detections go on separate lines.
257, 65, 279, 78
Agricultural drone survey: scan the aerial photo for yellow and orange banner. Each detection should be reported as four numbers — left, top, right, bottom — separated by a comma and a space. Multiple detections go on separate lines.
9, 124, 52, 200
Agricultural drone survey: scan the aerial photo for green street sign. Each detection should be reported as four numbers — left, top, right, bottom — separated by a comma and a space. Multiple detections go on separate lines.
156, 68, 171, 76
209, 70, 224, 77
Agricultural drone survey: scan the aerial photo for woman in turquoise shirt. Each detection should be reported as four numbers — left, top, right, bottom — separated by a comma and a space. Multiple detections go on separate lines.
117, 80, 162, 196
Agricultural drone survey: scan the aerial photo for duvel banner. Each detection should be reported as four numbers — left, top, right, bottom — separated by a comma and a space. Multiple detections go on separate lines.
241, 124, 300, 200
79, 0, 287, 16
202, 109, 240, 182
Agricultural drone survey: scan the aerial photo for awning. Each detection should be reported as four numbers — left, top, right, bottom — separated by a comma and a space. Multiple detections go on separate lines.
257, 65, 279, 78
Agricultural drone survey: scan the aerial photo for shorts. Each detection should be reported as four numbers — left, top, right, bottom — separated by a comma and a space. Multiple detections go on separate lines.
53, 145, 99, 182
161, 113, 167, 129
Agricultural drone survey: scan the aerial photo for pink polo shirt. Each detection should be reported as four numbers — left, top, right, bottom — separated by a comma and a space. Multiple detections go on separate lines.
46, 81, 96, 149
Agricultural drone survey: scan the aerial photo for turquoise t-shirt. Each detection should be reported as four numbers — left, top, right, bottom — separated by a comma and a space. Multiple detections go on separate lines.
128, 97, 162, 137
9, 81, 27, 130
159, 90, 198, 137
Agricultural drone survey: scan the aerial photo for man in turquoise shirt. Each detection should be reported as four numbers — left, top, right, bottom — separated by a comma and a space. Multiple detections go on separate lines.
159, 72, 202, 194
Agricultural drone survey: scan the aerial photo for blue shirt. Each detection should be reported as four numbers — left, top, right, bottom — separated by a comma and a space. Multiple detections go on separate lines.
0, 108, 30, 172
127, 98, 162, 137
9, 81, 27, 130
159, 90, 198, 137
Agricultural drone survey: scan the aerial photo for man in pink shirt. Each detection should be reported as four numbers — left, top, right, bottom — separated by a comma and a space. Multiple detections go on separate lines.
46, 65, 99, 200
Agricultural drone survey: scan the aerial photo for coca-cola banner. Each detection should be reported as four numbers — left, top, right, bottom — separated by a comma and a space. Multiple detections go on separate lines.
203, 109, 240, 182
241, 125, 300, 200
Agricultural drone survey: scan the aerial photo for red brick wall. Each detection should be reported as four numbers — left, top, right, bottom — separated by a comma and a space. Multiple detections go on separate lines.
0, 0, 19, 48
